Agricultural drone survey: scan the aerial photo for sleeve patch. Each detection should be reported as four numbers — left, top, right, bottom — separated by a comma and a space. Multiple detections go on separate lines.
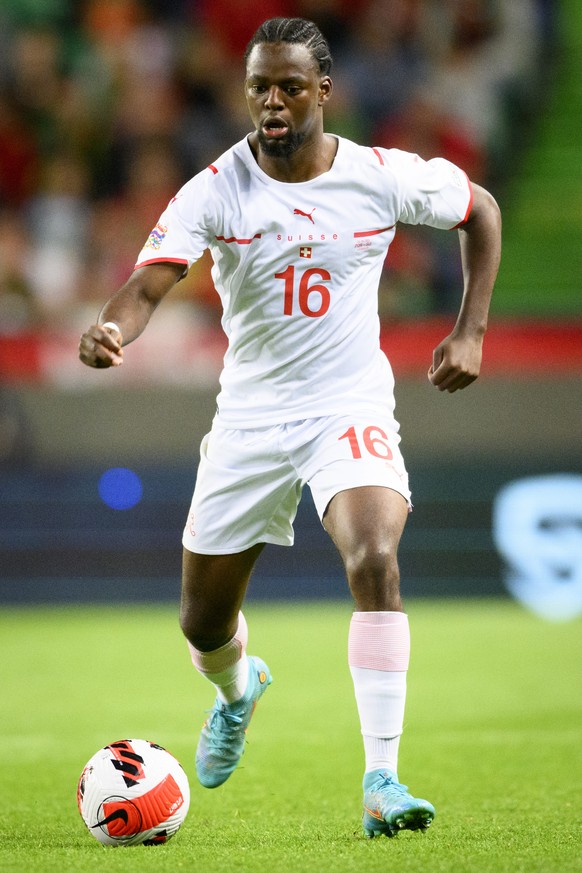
144, 223, 168, 250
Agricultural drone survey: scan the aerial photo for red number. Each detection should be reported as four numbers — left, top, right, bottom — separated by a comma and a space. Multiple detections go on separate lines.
338, 425, 393, 460
363, 426, 393, 460
298, 267, 331, 317
275, 265, 331, 317
338, 426, 362, 459
276, 265, 295, 315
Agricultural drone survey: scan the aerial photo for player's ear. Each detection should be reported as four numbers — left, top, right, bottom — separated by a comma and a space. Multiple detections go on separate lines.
318, 76, 333, 106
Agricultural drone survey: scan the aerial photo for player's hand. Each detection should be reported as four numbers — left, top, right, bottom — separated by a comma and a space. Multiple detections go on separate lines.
79, 324, 124, 368
428, 332, 483, 393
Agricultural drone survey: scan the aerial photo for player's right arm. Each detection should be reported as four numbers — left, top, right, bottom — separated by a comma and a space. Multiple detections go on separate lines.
79, 262, 185, 369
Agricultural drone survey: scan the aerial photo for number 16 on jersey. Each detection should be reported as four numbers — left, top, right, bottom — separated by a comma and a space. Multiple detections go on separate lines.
275, 265, 332, 318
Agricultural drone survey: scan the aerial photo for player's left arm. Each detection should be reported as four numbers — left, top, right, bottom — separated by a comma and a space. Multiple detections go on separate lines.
429, 182, 502, 393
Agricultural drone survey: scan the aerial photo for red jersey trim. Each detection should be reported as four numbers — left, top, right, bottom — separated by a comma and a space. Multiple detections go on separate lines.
216, 233, 262, 245
354, 225, 394, 238
372, 147, 385, 166
208, 164, 219, 175
134, 257, 189, 270
451, 174, 474, 228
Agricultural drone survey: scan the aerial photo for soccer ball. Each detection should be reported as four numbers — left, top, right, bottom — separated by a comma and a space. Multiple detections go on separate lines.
77, 739, 190, 846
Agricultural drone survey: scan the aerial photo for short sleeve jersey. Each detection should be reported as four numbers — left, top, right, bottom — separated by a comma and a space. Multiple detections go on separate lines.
135, 135, 472, 427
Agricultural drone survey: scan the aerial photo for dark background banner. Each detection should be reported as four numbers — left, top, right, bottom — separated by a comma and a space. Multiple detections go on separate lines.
2, 377, 579, 605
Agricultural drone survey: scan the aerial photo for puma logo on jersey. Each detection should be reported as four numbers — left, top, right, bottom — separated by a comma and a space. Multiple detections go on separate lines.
293, 207, 316, 224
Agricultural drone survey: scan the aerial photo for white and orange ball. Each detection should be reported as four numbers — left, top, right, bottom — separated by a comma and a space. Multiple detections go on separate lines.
77, 739, 190, 846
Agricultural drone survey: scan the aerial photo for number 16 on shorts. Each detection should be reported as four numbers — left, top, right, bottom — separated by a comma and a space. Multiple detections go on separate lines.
338, 425, 394, 461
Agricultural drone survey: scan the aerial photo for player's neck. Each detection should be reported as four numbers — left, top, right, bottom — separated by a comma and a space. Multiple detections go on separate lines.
250, 133, 338, 183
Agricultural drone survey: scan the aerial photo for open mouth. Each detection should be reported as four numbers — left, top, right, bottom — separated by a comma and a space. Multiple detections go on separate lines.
262, 118, 289, 139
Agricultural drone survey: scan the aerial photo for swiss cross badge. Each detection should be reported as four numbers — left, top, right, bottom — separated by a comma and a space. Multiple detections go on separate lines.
299, 246, 312, 259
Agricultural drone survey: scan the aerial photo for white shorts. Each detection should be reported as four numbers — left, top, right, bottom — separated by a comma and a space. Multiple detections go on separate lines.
182, 412, 410, 555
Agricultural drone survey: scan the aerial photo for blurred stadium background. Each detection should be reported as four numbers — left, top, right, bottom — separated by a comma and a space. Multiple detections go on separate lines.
0, 0, 580, 619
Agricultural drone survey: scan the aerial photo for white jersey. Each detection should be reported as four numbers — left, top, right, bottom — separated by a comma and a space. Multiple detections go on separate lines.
135, 135, 472, 427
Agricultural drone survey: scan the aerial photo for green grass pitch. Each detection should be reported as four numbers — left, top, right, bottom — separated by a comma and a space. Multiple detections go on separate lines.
1, 599, 580, 873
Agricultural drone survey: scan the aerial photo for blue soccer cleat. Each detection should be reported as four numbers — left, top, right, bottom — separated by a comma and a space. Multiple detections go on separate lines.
362, 769, 435, 838
195, 656, 272, 788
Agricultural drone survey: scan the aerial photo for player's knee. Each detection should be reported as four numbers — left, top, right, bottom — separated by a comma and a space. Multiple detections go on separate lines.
179, 609, 216, 651
345, 541, 400, 599
179, 598, 208, 649
179, 596, 236, 652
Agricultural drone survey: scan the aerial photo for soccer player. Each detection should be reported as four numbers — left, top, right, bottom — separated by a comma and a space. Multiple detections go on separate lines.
79, 18, 501, 838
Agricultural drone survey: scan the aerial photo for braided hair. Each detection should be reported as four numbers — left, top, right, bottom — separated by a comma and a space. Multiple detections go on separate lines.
244, 18, 333, 75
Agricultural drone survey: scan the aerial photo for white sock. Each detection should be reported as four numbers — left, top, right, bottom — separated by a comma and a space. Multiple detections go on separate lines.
348, 611, 410, 778
188, 612, 250, 704
362, 734, 401, 774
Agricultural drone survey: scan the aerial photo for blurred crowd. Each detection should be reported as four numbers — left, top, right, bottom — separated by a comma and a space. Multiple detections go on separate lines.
0, 0, 557, 335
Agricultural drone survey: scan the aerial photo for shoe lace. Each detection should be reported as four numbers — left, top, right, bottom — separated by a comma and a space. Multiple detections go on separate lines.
205, 706, 246, 755
387, 778, 409, 795
373, 773, 410, 797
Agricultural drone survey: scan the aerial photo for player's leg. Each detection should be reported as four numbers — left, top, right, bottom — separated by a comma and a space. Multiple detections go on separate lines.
323, 485, 435, 836
180, 545, 272, 788
179, 421, 301, 788
323, 486, 410, 779
180, 544, 263, 654
323, 484, 407, 612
